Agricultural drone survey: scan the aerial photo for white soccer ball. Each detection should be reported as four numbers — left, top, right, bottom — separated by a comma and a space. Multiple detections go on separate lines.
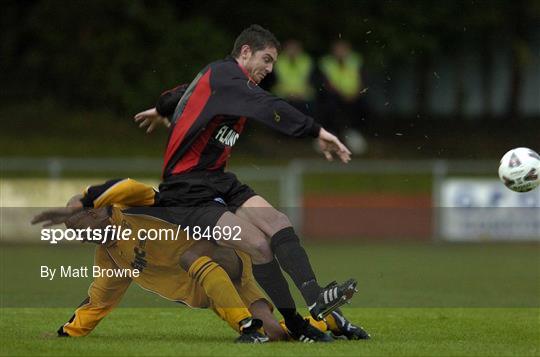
498, 147, 540, 192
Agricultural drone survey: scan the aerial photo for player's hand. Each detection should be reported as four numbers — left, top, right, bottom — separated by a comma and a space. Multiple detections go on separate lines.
317, 128, 352, 163
31, 207, 82, 227
133, 108, 171, 134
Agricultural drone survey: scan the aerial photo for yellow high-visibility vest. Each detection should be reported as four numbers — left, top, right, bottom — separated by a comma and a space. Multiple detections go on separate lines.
319, 53, 362, 99
273, 53, 314, 100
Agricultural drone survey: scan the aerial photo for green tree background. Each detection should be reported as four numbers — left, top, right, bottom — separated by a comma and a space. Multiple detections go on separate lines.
1, 0, 539, 158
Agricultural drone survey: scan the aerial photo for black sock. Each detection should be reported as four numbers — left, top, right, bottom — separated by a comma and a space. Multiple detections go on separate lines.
251, 258, 297, 321
271, 227, 322, 306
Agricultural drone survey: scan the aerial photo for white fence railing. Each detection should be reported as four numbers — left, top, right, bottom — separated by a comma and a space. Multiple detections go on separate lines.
3, 157, 537, 241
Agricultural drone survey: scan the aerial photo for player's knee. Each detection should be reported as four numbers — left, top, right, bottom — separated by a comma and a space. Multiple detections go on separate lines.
271, 211, 292, 232
248, 238, 273, 263
180, 251, 200, 271
212, 247, 242, 281
260, 210, 292, 237
180, 241, 214, 271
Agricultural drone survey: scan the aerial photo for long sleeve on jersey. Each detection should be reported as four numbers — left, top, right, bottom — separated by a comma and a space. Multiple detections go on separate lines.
210, 64, 321, 138
156, 84, 188, 120
81, 178, 157, 208
162, 57, 323, 176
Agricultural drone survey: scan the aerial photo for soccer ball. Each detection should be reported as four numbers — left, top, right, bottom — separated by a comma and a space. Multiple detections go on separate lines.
498, 147, 540, 192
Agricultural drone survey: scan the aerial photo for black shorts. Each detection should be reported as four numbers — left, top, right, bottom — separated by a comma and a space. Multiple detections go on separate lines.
157, 170, 257, 230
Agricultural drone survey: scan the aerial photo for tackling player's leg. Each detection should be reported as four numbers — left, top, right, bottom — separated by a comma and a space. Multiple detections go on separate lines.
57, 246, 132, 337
247, 299, 288, 341
236, 195, 358, 320
181, 242, 268, 343
215, 211, 332, 342
325, 308, 371, 340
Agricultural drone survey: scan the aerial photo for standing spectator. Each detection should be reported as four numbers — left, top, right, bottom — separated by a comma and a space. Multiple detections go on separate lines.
271, 39, 315, 115
319, 40, 368, 154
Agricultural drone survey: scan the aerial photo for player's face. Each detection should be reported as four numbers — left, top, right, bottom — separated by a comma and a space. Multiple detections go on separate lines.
244, 46, 278, 84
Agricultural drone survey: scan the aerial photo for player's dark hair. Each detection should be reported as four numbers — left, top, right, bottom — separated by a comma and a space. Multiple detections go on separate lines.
231, 24, 281, 57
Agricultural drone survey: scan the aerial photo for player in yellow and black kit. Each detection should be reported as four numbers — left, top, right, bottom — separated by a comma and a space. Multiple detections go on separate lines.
34, 178, 270, 343
32, 178, 370, 342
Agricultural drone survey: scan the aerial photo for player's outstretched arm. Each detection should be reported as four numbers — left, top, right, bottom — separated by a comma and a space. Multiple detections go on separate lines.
31, 194, 84, 227
31, 206, 83, 227
317, 128, 352, 163
134, 84, 188, 133
133, 108, 170, 134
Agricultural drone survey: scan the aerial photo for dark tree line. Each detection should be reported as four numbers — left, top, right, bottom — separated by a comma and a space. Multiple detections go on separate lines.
2, 0, 538, 117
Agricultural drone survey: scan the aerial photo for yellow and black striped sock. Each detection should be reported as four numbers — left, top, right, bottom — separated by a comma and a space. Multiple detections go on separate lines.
188, 256, 251, 332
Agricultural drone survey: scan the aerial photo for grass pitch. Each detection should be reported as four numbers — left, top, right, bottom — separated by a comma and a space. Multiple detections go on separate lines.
1, 242, 539, 356
2, 307, 538, 356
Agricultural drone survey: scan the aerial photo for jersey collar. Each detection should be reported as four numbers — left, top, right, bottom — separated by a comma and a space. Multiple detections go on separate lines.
229, 56, 258, 85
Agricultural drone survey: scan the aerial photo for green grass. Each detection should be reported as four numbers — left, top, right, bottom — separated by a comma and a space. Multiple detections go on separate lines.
1, 307, 538, 356
1, 243, 539, 355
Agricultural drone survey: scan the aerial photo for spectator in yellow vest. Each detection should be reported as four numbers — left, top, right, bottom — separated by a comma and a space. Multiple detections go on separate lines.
271, 39, 315, 115
319, 40, 368, 154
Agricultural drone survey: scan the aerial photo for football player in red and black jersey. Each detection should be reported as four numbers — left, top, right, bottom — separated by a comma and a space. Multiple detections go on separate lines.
134, 25, 356, 343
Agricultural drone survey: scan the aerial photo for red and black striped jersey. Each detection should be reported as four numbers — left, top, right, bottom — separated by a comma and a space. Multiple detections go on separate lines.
157, 56, 321, 179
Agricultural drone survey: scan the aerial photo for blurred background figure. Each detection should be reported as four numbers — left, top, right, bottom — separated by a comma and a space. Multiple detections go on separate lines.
271, 39, 315, 116
319, 40, 368, 155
